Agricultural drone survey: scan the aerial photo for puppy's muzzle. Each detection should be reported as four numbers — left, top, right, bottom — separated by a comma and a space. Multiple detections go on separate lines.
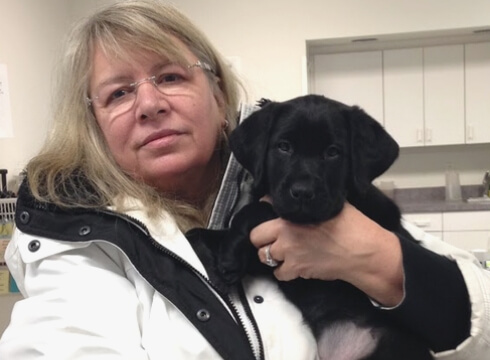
290, 181, 315, 201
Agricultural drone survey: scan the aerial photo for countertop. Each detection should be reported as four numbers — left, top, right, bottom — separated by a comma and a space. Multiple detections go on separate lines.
399, 199, 490, 213
392, 185, 490, 214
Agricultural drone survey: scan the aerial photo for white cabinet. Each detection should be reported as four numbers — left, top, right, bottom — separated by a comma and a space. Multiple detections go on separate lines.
465, 42, 490, 144
312, 51, 384, 124
404, 211, 490, 252
443, 231, 490, 251
311, 40, 490, 147
443, 211, 490, 232
383, 48, 424, 147
384, 45, 466, 147
403, 212, 442, 238
423, 45, 465, 146
443, 211, 490, 252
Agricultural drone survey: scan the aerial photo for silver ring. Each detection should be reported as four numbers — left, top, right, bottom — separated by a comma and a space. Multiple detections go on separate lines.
265, 244, 279, 267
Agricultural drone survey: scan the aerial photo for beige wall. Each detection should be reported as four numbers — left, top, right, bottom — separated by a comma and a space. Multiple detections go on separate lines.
1, 0, 490, 188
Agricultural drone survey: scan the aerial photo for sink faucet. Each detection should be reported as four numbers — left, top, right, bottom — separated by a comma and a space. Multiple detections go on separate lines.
483, 171, 490, 198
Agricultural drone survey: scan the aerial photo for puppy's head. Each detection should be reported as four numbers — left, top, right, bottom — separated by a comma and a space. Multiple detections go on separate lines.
229, 95, 399, 223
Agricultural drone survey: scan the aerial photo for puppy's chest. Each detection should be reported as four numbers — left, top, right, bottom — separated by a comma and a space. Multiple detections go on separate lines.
317, 320, 382, 360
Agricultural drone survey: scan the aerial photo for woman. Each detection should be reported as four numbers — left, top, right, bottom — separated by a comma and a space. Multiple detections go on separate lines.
0, 1, 488, 359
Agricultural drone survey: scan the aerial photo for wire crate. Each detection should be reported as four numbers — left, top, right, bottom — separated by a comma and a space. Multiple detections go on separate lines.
0, 198, 16, 224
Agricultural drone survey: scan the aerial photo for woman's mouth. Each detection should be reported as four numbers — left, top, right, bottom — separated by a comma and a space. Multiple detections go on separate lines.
140, 129, 183, 149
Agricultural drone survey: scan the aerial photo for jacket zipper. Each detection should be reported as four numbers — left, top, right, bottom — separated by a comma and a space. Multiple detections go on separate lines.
100, 209, 265, 360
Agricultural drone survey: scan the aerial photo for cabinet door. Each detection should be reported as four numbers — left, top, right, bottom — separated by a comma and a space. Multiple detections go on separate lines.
465, 42, 490, 144
403, 212, 443, 239
403, 212, 443, 232
443, 211, 490, 231
312, 51, 384, 124
383, 48, 424, 147
424, 45, 465, 146
443, 211, 490, 251
443, 231, 490, 251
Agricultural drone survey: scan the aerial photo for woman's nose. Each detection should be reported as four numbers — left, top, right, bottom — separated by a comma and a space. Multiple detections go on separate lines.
134, 82, 170, 120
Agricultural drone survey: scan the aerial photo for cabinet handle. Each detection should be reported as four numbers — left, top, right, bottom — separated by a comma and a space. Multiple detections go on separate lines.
425, 128, 432, 143
416, 129, 423, 143
467, 125, 474, 141
413, 220, 431, 228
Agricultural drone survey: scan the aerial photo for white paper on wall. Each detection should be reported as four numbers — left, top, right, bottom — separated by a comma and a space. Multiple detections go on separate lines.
0, 64, 13, 138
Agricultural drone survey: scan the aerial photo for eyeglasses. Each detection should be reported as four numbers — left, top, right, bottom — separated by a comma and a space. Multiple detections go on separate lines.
86, 60, 215, 117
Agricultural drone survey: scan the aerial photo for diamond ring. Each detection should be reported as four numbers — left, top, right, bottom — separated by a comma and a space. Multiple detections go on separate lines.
265, 244, 279, 267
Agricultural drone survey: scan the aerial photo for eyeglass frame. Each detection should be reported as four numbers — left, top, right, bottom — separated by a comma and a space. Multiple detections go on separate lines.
85, 60, 216, 109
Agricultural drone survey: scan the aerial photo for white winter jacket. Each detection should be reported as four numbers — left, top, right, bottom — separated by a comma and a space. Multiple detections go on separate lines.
0, 199, 317, 359
0, 187, 490, 359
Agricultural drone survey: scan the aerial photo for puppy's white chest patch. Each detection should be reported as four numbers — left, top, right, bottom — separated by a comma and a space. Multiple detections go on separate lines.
317, 320, 381, 360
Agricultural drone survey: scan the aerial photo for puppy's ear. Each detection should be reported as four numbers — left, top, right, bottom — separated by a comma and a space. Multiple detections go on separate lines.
346, 106, 399, 193
229, 103, 277, 196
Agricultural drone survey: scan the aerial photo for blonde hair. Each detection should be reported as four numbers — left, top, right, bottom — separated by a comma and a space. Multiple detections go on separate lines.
26, 0, 242, 231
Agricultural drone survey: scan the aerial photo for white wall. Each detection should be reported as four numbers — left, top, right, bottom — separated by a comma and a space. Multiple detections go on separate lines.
0, 0, 70, 189
1, 0, 490, 190
172, 0, 490, 100
0, 0, 115, 190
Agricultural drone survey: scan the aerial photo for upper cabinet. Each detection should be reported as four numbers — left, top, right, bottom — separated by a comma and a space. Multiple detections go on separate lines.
384, 45, 465, 147
423, 45, 465, 146
309, 34, 490, 148
383, 48, 424, 147
465, 42, 490, 144
313, 51, 384, 124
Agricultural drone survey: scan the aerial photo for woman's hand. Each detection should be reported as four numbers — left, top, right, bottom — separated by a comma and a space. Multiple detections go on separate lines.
250, 201, 405, 307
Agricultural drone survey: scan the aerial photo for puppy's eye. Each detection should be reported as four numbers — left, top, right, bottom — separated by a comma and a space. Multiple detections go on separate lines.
277, 140, 292, 153
324, 145, 340, 159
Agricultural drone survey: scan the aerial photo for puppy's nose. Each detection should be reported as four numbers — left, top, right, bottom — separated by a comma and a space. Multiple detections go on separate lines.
290, 183, 314, 201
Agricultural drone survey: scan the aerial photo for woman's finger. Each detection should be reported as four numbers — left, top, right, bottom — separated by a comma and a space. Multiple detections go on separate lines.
260, 244, 280, 267
250, 218, 280, 248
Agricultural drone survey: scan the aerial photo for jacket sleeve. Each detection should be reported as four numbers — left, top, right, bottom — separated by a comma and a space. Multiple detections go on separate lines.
400, 220, 490, 360
0, 229, 150, 360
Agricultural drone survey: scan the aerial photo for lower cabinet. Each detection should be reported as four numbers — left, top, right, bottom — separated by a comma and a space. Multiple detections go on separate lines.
402, 212, 443, 239
403, 211, 490, 252
443, 231, 490, 252
442, 211, 490, 251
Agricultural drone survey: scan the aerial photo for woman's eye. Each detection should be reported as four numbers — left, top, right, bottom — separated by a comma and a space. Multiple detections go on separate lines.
157, 73, 185, 85
111, 89, 129, 100
277, 140, 292, 153
102, 87, 131, 106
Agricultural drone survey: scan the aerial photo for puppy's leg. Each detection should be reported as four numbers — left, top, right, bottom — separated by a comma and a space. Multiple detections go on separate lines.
186, 227, 235, 292
218, 201, 277, 284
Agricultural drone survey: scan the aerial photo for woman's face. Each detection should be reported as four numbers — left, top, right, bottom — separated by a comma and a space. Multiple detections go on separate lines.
89, 42, 226, 202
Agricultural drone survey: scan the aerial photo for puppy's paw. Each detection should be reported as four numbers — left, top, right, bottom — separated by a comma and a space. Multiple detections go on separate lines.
217, 233, 252, 285
217, 258, 247, 285
217, 202, 278, 285
256, 98, 272, 108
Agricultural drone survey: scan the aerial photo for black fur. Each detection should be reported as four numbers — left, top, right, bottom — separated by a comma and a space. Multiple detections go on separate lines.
189, 95, 432, 359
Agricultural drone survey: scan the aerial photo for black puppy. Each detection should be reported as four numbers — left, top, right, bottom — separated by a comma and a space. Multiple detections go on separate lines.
215, 95, 432, 360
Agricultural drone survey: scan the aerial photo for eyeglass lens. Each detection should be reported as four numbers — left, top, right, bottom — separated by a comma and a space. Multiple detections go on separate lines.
90, 61, 212, 117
